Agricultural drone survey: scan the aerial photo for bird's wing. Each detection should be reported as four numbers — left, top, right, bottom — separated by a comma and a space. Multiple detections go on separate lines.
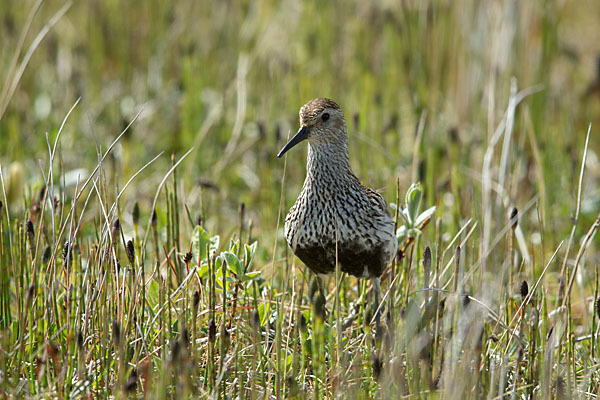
365, 187, 392, 217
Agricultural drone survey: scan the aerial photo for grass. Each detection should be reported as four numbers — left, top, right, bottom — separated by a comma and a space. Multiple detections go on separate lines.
1, 0, 600, 398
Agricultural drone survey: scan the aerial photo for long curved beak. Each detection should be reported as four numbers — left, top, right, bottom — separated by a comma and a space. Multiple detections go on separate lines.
277, 125, 309, 158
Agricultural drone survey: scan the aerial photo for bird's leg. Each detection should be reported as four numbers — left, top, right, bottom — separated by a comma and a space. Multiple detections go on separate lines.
371, 277, 382, 331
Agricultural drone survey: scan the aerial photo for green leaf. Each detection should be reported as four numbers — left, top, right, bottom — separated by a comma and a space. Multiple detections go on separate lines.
415, 205, 436, 227
258, 302, 270, 326
147, 279, 160, 303
240, 271, 261, 281
214, 266, 231, 291
399, 208, 412, 226
210, 235, 220, 254
222, 251, 243, 277
244, 241, 257, 269
407, 227, 422, 238
215, 266, 223, 288
229, 239, 239, 255
196, 263, 209, 278
191, 226, 210, 263
396, 225, 407, 242
405, 182, 422, 225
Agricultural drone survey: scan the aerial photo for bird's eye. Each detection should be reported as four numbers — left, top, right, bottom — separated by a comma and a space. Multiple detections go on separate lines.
321, 112, 330, 121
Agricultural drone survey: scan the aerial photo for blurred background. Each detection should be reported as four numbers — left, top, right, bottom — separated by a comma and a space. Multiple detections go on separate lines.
0, 0, 599, 271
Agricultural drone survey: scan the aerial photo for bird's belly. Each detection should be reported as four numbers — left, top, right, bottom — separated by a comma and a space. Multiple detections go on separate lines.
284, 193, 397, 278
293, 238, 390, 278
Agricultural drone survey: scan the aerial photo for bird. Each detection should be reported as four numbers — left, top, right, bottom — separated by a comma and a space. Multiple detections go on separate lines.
277, 97, 398, 319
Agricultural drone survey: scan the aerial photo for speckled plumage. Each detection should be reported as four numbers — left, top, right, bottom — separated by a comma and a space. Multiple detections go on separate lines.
279, 98, 397, 279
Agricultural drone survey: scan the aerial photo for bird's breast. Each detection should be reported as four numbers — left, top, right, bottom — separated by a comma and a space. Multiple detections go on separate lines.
284, 181, 397, 272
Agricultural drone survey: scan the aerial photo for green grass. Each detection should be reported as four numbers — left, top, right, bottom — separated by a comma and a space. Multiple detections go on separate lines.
1, 0, 600, 398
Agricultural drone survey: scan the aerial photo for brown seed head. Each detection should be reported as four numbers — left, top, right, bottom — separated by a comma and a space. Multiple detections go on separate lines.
26, 219, 34, 241
298, 312, 307, 332
313, 292, 326, 320
251, 310, 261, 332
462, 294, 471, 308
437, 298, 446, 318
423, 246, 431, 288
151, 209, 157, 227
112, 321, 121, 347
193, 290, 200, 309
63, 241, 72, 263
39, 186, 46, 202
309, 279, 320, 302
520, 280, 529, 300
126, 240, 135, 265
77, 331, 84, 349
132, 202, 140, 226
42, 245, 51, 264
27, 284, 35, 303
423, 246, 431, 269
112, 218, 120, 236
208, 319, 216, 342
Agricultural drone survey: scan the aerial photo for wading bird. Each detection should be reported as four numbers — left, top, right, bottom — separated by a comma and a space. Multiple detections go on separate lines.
278, 98, 397, 319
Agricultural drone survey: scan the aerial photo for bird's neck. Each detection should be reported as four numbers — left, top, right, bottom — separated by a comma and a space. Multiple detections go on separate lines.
306, 141, 355, 182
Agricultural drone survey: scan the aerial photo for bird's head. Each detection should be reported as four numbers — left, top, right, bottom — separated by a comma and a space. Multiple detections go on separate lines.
277, 98, 346, 158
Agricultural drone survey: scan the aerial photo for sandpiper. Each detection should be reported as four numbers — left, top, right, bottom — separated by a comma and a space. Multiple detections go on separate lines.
278, 98, 398, 313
